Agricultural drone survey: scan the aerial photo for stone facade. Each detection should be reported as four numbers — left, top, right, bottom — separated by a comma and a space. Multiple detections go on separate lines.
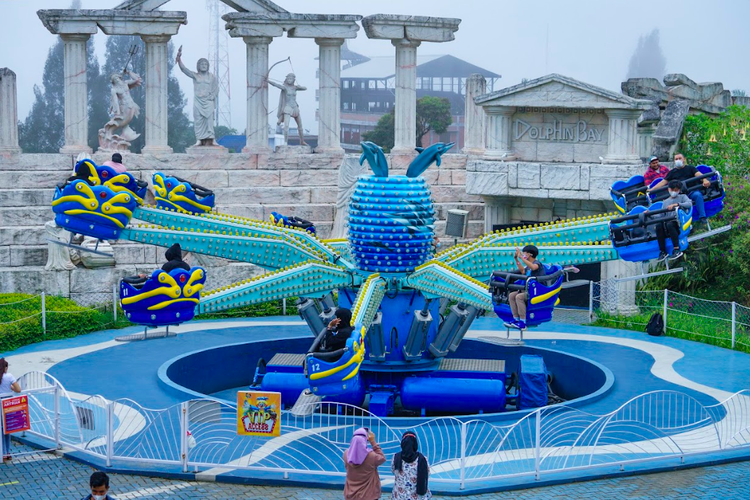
474, 74, 652, 164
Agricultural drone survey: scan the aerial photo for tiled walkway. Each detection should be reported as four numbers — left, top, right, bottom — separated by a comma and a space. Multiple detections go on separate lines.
1, 444, 748, 499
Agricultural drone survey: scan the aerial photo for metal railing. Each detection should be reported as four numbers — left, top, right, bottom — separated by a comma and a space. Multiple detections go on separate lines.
567, 280, 750, 350
6, 372, 750, 490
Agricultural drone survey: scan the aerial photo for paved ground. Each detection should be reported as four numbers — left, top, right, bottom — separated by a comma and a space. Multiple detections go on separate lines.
1, 444, 748, 499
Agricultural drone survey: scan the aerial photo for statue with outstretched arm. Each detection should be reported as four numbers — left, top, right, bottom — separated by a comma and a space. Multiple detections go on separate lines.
176, 45, 219, 146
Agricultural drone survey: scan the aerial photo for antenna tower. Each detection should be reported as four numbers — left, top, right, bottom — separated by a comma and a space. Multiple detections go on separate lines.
206, 0, 232, 128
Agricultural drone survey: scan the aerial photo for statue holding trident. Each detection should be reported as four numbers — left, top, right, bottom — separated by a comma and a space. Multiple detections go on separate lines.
99, 45, 142, 151
265, 72, 308, 146
176, 46, 219, 147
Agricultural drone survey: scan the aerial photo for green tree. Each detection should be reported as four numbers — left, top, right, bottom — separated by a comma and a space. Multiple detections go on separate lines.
361, 111, 394, 152
361, 96, 454, 151
18, 39, 64, 153
416, 96, 452, 146
644, 105, 750, 304
626, 28, 667, 80
214, 125, 238, 140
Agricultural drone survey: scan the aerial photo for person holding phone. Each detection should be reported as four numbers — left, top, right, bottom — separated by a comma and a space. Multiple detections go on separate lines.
344, 427, 385, 500
320, 308, 353, 353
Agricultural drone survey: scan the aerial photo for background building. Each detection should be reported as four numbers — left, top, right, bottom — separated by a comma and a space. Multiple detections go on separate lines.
336, 53, 500, 151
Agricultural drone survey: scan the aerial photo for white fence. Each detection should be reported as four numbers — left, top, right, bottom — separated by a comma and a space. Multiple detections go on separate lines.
568, 280, 750, 350
6, 372, 750, 490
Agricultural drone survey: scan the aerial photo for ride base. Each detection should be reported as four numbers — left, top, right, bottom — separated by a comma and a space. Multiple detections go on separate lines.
259, 290, 508, 417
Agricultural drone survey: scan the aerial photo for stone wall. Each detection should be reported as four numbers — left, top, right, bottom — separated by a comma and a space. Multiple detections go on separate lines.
0, 151, 482, 299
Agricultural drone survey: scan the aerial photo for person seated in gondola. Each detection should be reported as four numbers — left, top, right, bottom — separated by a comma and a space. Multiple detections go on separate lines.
649, 152, 710, 229
505, 245, 546, 331
654, 180, 692, 261
129, 243, 190, 286
318, 308, 353, 354
61, 161, 95, 188
643, 155, 669, 186
162, 243, 190, 273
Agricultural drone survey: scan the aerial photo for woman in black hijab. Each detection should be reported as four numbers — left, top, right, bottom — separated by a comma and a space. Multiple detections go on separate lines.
321, 307, 353, 352
391, 431, 431, 499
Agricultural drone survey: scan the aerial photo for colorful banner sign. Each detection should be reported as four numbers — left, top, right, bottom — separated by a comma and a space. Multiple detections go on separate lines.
237, 391, 280, 437
2, 395, 30, 435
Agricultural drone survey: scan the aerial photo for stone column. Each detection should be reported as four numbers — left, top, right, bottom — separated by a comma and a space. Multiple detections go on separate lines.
60, 34, 92, 154
637, 123, 656, 159
604, 109, 641, 163
484, 105, 515, 160
141, 35, 173, 155
463, 73, 486, 155
600, 259, 640, 315
315, 38, 344, 154
0, 68, 21, 154
391, 38, 420, 154
243, 36, 272, 154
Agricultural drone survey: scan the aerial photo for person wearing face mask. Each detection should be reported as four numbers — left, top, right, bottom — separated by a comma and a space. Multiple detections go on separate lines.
81, 471, 116, 500
649, 153, 710, 229
654, 180, 692, 261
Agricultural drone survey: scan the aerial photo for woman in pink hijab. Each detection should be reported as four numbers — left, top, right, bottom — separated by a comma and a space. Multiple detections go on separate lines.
343, 427, 385, 500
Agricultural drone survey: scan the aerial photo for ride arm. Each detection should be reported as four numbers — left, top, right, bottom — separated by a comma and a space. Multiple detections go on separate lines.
199, 261, 355, 314
443, 244, 618, 282
435, 215, 613, 264
404, 260, 493, 311
133, 206, 353, 270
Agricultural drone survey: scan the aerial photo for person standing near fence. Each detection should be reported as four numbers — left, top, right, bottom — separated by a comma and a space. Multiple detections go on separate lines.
391, 432, 432, 500
0, 357, 21, 461
343, 427, 385, 500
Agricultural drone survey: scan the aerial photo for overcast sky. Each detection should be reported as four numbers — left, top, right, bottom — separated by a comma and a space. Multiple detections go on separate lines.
3, 0, 749, 134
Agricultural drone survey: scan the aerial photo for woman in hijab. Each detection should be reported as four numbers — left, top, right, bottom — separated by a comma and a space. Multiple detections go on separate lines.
391, 432, 431, 499
321, 307, 353, 353
343, 427, 385, 500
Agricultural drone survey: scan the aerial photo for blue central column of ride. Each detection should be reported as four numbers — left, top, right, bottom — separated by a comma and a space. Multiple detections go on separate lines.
348, 171, 439, 364
340, 143, 454, 411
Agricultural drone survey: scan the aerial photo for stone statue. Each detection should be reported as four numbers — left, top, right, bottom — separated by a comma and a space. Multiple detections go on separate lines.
44, 221, 77, 271
99, 70, 142, 151
176, 46, 219, 146
266, 73, 307, 146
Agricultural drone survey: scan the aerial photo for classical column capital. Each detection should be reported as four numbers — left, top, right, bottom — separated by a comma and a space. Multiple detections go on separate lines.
59, 33, 90, 42
391, 38, 421, 49
484, 105, 515, 116
243, 36, 274, 46
315, 37, 345, 47
140, 34, 172, 44
605, 108, 642, 120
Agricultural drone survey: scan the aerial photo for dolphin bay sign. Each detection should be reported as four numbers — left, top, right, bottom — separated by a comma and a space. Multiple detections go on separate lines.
514, 118, 606, 143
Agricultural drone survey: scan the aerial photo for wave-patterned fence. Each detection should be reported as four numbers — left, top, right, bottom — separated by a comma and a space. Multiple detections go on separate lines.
13, 372, 750, 489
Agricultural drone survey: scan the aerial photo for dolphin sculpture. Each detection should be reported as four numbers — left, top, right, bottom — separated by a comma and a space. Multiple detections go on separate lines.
359, 141, 389, 177
406, 142, 455, 178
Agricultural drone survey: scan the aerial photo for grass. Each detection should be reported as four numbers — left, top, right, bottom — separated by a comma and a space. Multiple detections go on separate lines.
0, 293, 300, 353
592, 308, 750, 354
0, 293, 132, 353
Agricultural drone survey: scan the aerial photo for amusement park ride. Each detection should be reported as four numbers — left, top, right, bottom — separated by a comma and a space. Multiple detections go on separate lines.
50, 143, 729, 416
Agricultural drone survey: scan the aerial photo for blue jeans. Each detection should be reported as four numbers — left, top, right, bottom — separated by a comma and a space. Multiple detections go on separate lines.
689, 190, 706, 220
2, 427, 9, 456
